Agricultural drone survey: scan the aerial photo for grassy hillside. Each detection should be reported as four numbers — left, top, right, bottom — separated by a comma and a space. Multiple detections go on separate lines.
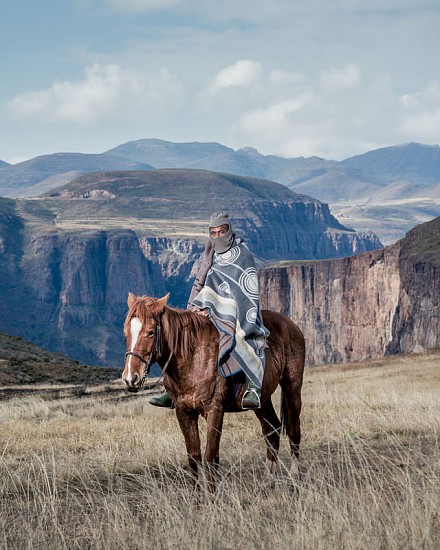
46, 168, 306, 204
0, 332, 120, 386
35, 168, 317, 235
400, 215, 440, 265
0, 350, 439, 548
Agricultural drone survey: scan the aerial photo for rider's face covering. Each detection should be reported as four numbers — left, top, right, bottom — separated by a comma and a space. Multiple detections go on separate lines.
209, 224, 234, 254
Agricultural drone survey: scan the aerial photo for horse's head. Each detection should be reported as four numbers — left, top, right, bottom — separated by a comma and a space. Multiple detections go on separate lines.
122, 292, 169, 392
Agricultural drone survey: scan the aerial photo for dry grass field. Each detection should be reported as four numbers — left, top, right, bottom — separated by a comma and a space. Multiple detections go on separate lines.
1, 350, 439, 549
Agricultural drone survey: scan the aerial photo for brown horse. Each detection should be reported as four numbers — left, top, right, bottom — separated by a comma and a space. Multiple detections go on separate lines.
122, 293, 305, 491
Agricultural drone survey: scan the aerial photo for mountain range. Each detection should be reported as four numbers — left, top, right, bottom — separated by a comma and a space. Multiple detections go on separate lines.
1, 139, 440, 244
104, 140, 440, 245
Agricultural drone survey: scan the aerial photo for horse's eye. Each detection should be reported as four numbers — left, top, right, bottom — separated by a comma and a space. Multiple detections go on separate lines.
147, 330, 155, 338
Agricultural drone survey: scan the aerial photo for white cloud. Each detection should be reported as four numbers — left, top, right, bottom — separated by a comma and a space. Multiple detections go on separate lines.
210, 60, 262, 94
8, 56, 440, 161
239, 94, 314, 129
219, 64, 419, 159
9, 64, 184, 126
199, 62, 306, 113
400, 82, 440, 142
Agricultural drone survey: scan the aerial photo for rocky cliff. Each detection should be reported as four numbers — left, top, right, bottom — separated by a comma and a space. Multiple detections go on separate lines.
259, 217, 440, 365
3, 227, 203, 365
0, 170, 382, 367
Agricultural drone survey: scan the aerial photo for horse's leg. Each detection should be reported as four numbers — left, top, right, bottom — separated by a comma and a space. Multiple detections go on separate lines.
254, 398, 281, 475
175, 408, 202, 488
204, 405, 225, 493
280, 378, 302, 476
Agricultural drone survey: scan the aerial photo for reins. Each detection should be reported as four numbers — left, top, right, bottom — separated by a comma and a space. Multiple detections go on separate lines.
125, 314, 173, 390
143, 351, 173, 390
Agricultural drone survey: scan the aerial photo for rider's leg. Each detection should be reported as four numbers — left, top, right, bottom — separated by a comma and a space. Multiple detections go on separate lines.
149, 390, 174, 408
242, 377, 261, 409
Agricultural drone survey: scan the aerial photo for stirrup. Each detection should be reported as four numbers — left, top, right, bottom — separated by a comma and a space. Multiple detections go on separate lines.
242, 388, 261, 410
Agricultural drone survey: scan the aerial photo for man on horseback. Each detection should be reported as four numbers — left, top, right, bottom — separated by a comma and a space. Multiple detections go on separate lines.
150, 211, 269, 410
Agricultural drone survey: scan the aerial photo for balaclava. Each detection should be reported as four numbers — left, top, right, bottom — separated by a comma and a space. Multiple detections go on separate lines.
209, 211, 234, 254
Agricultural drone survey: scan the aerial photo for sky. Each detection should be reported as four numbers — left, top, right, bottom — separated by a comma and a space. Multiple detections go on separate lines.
1, 0, 440, 164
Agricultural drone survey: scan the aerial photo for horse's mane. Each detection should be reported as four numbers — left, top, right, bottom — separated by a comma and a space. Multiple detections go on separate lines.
162, 306, 214, 362
124, 297, 214, 362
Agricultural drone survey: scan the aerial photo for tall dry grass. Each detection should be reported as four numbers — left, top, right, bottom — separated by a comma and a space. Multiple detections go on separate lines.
1, 351, 439, 549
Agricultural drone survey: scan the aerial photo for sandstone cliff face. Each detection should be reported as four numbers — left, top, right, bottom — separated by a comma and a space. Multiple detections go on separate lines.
236, 200, 381, 260
260, 218, 440, 365
13, 230, 202, 365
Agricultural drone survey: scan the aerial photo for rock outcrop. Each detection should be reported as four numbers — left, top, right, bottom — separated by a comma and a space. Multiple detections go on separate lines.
12, 229, 203, 365
259, 217, 440, 365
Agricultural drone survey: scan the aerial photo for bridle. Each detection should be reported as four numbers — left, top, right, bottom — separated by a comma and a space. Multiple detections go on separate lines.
125, 315, 172, 389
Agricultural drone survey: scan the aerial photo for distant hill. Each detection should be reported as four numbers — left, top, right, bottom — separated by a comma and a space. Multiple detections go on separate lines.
286, 143, 440, 244
40, 168, 381, 261
105, 138, 336, 184
0, 153, 153, 198
0, 332, 120, 386
288, 143, 440, 199
43, 168, 313, 222
339, 143, 440, 186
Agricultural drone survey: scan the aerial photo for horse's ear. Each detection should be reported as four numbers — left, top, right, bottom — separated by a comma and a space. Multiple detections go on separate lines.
153, 293, 170, 315
127, 292, 137, 309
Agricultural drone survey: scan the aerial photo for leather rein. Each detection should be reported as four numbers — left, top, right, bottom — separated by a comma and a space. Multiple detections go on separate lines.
125, 315, 173, 390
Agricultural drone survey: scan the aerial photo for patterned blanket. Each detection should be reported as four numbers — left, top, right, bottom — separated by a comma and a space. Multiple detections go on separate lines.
188, 239, 269, 386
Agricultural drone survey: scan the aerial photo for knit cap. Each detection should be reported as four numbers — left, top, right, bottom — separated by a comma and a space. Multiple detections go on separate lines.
209, 211, 231, 229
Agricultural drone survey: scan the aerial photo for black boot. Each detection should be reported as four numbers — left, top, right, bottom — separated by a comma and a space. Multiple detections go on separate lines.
242, 379, 261, 410
149, 391, 174, 408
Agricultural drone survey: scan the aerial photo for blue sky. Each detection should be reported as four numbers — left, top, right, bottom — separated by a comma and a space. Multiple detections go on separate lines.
1, 0, 440, 163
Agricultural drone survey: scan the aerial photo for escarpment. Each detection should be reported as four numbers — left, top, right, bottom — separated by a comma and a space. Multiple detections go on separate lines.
7, 230, 203, 365
260, 217, 440, 365
0, 171, 382, 366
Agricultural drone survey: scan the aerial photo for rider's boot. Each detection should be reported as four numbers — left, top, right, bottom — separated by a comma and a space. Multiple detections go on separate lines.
242, 378, 261, 410
149, 390, 174, 408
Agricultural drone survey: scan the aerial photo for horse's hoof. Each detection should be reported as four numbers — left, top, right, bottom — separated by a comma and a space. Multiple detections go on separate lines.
266, 458, 280, 476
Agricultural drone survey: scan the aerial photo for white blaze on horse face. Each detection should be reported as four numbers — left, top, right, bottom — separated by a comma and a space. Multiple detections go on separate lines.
126, 317, 142, 383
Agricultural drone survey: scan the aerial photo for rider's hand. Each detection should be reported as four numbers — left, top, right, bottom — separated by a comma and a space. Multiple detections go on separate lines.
193, 306, 209, 317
